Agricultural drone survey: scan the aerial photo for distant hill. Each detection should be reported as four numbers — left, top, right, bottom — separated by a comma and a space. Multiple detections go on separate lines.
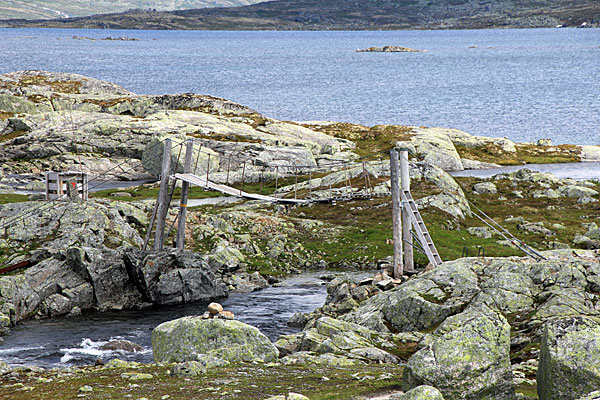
1, 0, 599, 29
0, 0, 263, 20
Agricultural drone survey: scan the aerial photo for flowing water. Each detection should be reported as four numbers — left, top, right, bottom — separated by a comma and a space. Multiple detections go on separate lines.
0, 272, 357, 368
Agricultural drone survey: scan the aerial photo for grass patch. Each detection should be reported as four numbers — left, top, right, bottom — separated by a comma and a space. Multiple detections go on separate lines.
18, 74, 82, 94
456, 176, 600, 252
90, 185, 224, 202
0, 362, 403, 400
455, 143, 581, 165
516, 383, 538, 399
0, 193, 28, 204
303, 122, 415, 157
82, 97, 132, 108
0, 129, 28, 143
189, 131, 261, 143
0, 111, 15, 120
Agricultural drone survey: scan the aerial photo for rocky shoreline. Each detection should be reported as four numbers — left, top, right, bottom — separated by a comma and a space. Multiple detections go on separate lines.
0, 70, 599, 399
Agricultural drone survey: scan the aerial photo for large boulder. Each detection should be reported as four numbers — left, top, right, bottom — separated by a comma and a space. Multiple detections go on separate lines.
345, 259, 479, 333
275, 316, 398, 363
538, 316, 600, 400
124, 250, 227, 305
400, 128, 464, 171
141, 133, 220, 178
67, 246, 141, 311
152, 317, 278, 364
402, 306, 514, 400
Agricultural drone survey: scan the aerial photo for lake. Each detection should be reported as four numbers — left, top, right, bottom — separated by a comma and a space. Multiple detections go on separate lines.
1, 28, 598, 145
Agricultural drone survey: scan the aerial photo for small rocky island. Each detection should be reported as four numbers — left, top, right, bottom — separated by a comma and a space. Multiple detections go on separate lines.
357, 46, 427, 53
0, 70, 599, 400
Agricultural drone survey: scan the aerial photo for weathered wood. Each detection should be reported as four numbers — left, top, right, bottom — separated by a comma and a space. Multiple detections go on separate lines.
390, 149, 403, 278
142, 199, 159, 251
154, 139, 172, 252
176, 139, 194, 250
400, 150, 414, 272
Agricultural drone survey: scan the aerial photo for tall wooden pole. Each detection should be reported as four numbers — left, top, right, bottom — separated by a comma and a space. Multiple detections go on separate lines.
176, 139, 194, 250
390, 149, 403, 278
154, 139, 172, 252
400, 150, 414, 272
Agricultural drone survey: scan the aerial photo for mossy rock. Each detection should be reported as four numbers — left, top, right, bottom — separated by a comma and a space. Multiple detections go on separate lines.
152, 316, 278, 364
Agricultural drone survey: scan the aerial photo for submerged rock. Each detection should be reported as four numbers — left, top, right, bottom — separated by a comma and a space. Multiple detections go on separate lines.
99, 339, 143, 353
152, 317, 278, 364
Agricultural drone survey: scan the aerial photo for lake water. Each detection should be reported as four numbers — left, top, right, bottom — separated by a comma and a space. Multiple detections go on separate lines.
1, 28, 598, 145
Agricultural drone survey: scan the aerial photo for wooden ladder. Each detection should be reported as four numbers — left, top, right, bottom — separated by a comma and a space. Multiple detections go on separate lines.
401, 190, 442, 267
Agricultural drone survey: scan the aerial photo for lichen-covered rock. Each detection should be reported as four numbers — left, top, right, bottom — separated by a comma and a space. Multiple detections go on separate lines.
558, 185, 598, 199
141, 132, 220, 178
405, 128, 464, 171
152, 317, 278, 364
537, 316, 600, 400
170, 361, 207, 377
390, 385, 445, 400
345, 259, 479, 333
402, 306, 514, 400
472, 182, 497, 195
576, 391, 600, 400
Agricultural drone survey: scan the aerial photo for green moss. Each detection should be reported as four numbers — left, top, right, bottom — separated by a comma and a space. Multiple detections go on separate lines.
0, 362, 403, 400
0, 129, 28, 143
82, 97, 131, 108
515, 383, 538, 399
18, 74, 82, 94
189, 131, 261, 144
455, 143, 581, 165
0, 112, 15, 120
0, 193, 28, 204
304, 122, 415, 157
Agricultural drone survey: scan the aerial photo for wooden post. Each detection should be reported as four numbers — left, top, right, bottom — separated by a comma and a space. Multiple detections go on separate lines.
400, 150, 414, 272
154, 139, 172, 252
294, 167, 298, 199
390, 149, 403, 278
240, 162, 246, 196
176, 139, 194, 250
66, 178, 80, 201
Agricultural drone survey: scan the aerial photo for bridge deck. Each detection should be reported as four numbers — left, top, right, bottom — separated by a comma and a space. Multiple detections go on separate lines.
173, 173, 310, 204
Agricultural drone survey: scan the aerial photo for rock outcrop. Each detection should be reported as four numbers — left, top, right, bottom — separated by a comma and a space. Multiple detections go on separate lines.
152, 316, 279, 364
357, 46, 426, 52
279, 250, 600, 399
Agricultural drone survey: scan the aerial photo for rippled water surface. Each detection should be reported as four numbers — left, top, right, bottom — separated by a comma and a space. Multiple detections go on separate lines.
0, 273, 362, 368
1, 28, 598, 145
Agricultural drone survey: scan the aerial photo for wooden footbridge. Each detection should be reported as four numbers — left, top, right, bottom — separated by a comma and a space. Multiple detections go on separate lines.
141, 139, 442, 278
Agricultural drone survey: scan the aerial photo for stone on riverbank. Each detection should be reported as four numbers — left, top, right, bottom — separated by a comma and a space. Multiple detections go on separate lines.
152, 317, 278, 364
390, 385, 445, 400
537, 316, 600, 400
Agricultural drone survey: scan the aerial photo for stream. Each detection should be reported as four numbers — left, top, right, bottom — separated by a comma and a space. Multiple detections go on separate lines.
0, 272, 364, 369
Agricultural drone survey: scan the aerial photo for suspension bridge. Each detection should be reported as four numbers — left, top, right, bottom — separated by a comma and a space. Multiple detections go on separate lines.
0, 136, 546, 278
